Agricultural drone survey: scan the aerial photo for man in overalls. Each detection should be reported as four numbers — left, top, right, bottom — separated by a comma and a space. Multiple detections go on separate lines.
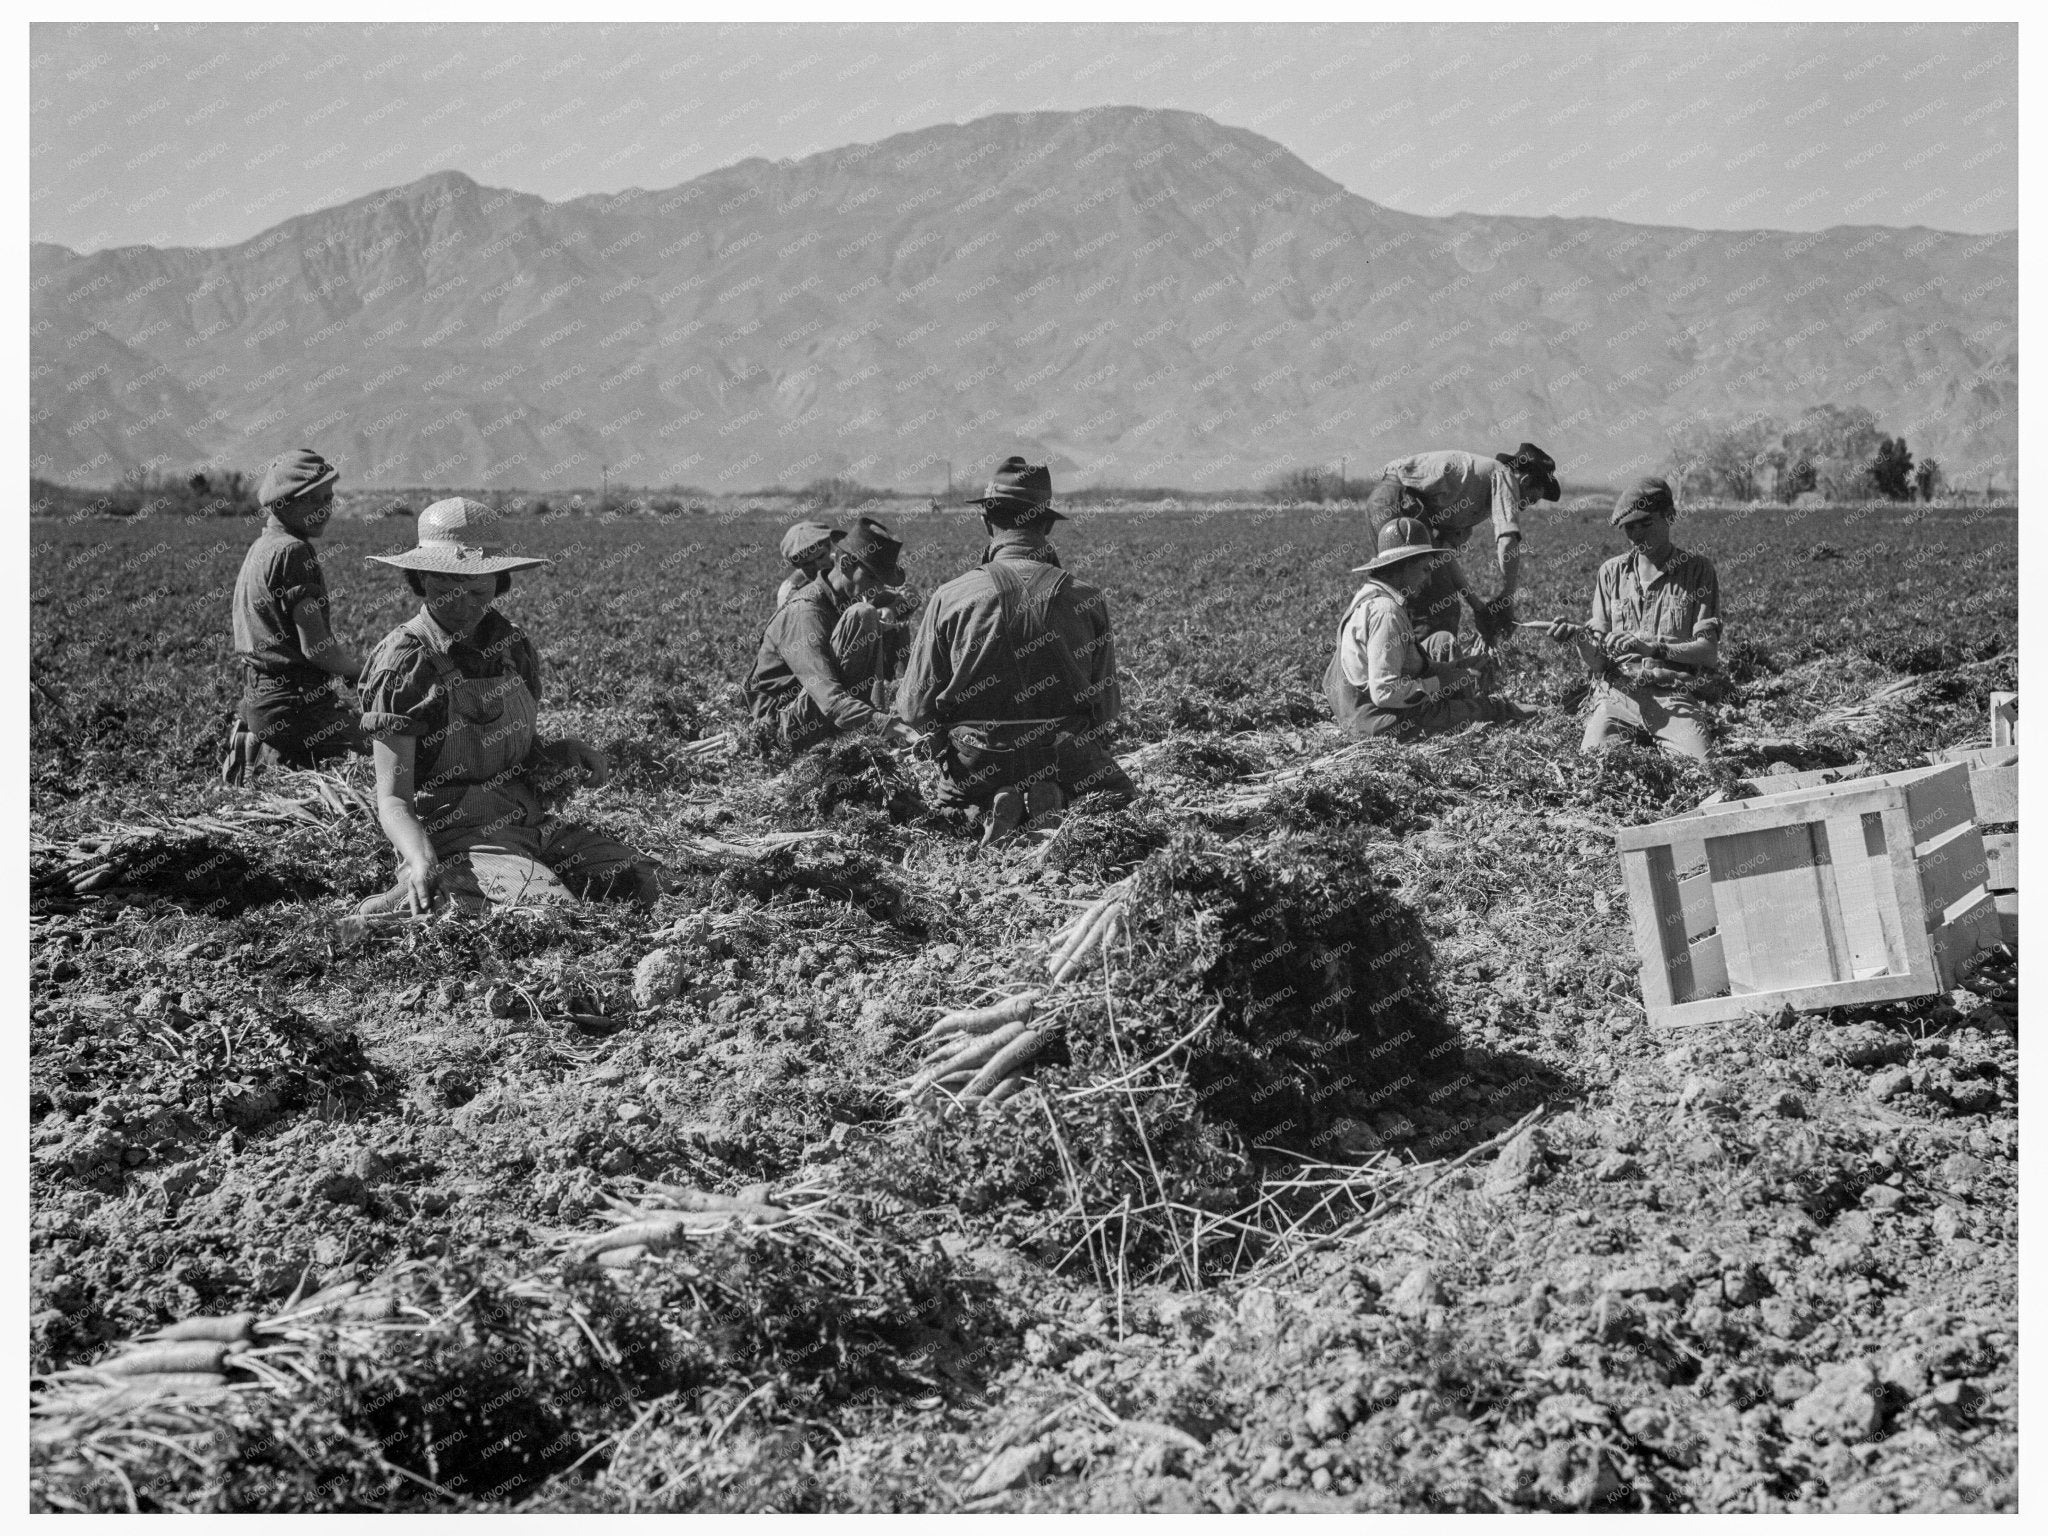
222, 448, 369, 783
898, 456, 1135, 844
353, 499, 659, 916
1325, 517, 1531, 742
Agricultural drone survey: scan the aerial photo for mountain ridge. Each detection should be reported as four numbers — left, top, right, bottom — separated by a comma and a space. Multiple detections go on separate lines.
31, 106, 2018, 491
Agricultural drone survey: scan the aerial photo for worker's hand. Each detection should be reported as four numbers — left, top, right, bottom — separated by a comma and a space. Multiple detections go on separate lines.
1604, 631, 1655, 661
399, 854, 441, 916
879, 716, 922, 750
564, 737, 612, 789
1545, 620, 1581, 643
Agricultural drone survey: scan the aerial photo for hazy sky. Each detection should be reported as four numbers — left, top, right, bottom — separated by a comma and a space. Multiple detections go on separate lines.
31, 20, 2017, 252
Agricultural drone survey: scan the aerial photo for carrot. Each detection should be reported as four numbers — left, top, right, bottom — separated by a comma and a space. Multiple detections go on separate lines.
339, 1293, 397, 1322
1050, 900, 1122, 983
98, 1371, 233, 1395
977, 1076, 1031, 1114
920, 992, 1039, 1042
960, 1028, 1045, 1101
916, 1019, 1028, 1085
292, 1280, 363, 1314
100, 1341, 233, 1377
596, 1245, 647, 1268
1045, 892, 1119, 977
146, 1312, 255, 1344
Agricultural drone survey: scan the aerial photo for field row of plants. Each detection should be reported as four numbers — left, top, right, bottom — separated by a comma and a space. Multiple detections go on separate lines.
29, 499, 2017, 1511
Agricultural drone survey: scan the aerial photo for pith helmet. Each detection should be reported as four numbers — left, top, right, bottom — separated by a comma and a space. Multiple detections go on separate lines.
366, 498, 551, 576
1352, 516, 1445, 574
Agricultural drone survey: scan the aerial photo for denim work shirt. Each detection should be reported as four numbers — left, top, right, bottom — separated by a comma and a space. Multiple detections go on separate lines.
897, 533, 1121, 732
745, 578, 878, 733
1379, 450, 1526, 548
1337, 580, 1443, 709
1588, 546, 1724, 693
359, 608, 543, 784
230, 519, 333, 682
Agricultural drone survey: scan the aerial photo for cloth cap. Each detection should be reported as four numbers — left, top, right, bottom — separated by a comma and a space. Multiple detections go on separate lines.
1611, 476, 1677, 527
259, 448, 338, 509
961, 455, 1066, 522
838, 515, 907, 587
780, 520, 845, 564
366, 498, 551, 576
1495, 441, 1561, 503
1352, 515, 1445, 573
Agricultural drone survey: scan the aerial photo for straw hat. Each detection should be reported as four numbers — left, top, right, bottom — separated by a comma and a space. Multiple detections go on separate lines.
366, 499, 550, 576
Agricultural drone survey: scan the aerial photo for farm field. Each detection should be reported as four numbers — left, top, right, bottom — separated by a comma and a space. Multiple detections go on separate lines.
28, 499, 2019, 1512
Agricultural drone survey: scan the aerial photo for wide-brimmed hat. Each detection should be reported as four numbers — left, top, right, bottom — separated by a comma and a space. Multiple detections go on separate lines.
1495, 441, 1560, 503
1611, 476, 1677, 527
960, 455, 1067, 522
780, 520, 845, 564
839, 516, 906, 586
1352, 515, 1446, 574
259, 448, 338, 509
366, 498, 551, 576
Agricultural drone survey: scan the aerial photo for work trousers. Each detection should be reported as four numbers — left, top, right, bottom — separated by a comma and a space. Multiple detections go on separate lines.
1581, 683, 1713, 761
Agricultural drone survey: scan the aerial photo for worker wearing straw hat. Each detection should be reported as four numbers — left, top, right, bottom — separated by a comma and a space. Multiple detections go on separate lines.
1362, 442, 1559, 648
221, 448, 369, 784
1325, 516, 1532, 741
747, 516, 922, 753
352, 499, 661, 916
1547, 476, 1722, 760
898, 456, 1135, 844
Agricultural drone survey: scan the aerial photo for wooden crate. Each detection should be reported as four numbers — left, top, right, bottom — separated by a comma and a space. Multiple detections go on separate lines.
1991, 692, 2017, 748
1616, 762, 2000, 1026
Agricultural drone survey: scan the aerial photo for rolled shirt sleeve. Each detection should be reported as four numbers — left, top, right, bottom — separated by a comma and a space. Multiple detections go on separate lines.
359, 639, 438, 740
1489, 460, 1524, 540
1690, 567, 1724, 642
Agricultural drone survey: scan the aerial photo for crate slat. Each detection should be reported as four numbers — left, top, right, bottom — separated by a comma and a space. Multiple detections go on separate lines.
1822, 813, 1902, 978
1933, 892, 1999, 984
1651, 970, 1943, 1028
1983, 832, 2016, 893
1688, 932, 1729, 998
1619, 847, 1683, 1010
1906, 763, 1976, 844
1914, 822, 1990, 922
1991, 692, 2016, 748
1969, 766, 2018, 825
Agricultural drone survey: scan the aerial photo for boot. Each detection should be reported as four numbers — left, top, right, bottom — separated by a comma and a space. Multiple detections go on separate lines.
1023, 781, 1065, 828
982, 788, 1027, 846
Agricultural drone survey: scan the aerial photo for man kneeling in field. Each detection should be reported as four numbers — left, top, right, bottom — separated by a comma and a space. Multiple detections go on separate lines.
746, 517, 920, 753
1325, 517, 1532, 741
898, 457, 1135, 844
1545, 476, 1723, 761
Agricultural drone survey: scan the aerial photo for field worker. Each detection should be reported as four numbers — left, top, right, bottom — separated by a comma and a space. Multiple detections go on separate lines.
1362, 441, 1559, 648
898, 456, 1135, 844
1325, 516, 1532, 742
1547, 476, 1722, 762
221, 448, 369, 784
747, 516, 921, 752
353, 500, 661, 917
776, 520, 844, 607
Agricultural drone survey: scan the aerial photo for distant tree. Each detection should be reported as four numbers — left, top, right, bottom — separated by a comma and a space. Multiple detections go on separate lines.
1914, 457, 1943, 502
1669, 415, 1780, 501
1785, 403, 1884, 501
1267, 466, 1343, 503
804, 475, 875, 508
1870, 436, 1915, 501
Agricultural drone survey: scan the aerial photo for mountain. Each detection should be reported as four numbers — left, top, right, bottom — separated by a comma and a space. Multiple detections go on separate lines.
29, 107, 2018, 492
